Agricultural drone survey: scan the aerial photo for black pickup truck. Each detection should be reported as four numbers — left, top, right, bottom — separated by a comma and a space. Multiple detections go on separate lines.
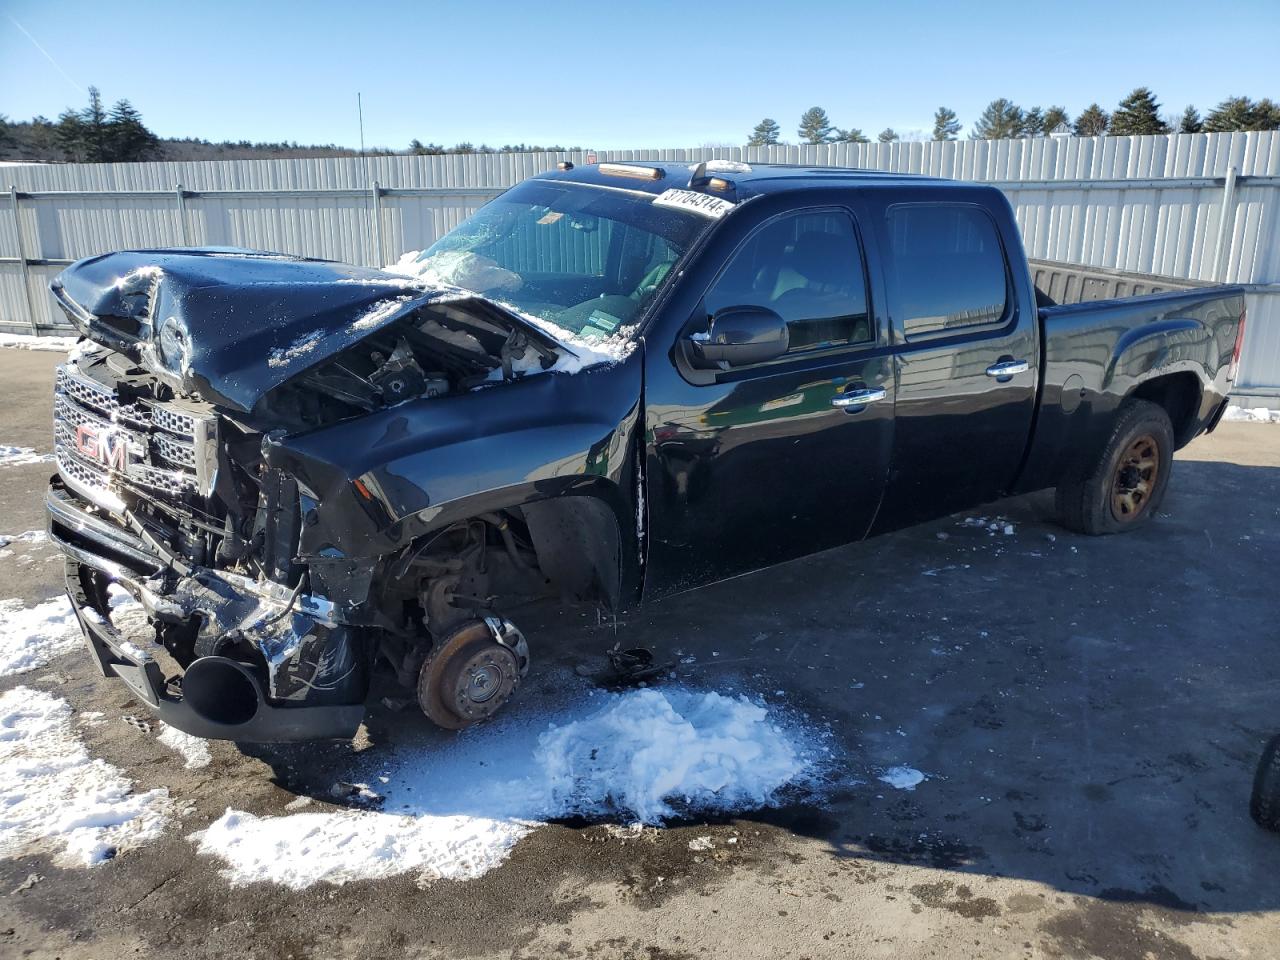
46, 161, 1247, 741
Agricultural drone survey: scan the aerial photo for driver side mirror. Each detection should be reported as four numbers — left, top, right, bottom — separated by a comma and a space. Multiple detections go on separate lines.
689, 306, 789, 368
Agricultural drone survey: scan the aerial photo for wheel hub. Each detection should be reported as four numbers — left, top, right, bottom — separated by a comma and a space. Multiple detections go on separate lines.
417, 620, 523, 729
1110, 434, 1160, 523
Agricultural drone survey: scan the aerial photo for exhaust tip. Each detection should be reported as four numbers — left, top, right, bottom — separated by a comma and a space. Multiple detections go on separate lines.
183, 656, 261, 727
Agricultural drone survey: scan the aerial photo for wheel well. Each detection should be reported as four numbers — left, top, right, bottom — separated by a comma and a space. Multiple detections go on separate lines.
1128, 373, 1202, 448
519, 496, 622, 610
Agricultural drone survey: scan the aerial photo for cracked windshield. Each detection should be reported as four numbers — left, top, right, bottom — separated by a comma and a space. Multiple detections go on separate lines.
402, 179, 708, 340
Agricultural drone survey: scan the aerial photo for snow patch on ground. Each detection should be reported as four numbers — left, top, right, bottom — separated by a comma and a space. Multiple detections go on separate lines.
535, 688, 807, 822
878, 766, 926, 791
0, 530, 48, 550
0, 596, 81, 677
0, 687, 169, 866
0, 334, 79, 352
0, 445, 54, 466
157, 723, 212, 769
192, 687, 826, 889
1224, 404, 1280, 423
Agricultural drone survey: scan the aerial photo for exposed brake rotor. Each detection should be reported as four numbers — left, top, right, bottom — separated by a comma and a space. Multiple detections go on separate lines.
417, 618, 527, 730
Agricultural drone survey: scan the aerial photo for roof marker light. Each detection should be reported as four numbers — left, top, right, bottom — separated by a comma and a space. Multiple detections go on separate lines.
557, 161, 574, 171
597, 163, 664, 180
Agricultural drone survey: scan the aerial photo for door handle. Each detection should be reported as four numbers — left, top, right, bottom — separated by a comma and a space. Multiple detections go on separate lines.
985, 359, 1029, 378
831, 387, 887, 409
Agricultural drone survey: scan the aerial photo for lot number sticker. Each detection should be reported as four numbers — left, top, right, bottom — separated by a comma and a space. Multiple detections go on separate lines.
653, 189, 735, 220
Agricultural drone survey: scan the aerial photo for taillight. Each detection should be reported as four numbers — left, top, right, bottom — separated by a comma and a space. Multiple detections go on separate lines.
1228, 305, 1247, 381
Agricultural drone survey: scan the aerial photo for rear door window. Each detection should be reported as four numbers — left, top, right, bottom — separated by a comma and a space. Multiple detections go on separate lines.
885, 204, 1009, 338
704, 210, 872, 354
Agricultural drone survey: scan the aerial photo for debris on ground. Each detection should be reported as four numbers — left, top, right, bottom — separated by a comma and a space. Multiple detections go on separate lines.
575, 643, 676, 687
878, 766, 926, 791
12, 873, 43, 893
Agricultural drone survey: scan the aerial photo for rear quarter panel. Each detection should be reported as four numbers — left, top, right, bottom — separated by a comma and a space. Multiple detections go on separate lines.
1015, 287, 1245, 493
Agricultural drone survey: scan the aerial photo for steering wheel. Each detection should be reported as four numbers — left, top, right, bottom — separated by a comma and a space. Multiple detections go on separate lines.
631, 261, 675, 300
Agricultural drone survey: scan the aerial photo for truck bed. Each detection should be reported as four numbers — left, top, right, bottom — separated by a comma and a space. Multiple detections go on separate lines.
1014, 270, 1246, 495
1029, 258, 1208, 307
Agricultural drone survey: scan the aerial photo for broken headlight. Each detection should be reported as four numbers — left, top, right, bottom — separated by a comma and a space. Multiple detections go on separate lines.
156, 315, 191, 372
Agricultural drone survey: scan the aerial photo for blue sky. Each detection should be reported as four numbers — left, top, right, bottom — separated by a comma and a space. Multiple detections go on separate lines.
2, 0, 1277, 149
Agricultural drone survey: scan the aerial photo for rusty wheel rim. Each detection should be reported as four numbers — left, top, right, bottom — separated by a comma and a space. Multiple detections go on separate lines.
1110, 434, 1160, 523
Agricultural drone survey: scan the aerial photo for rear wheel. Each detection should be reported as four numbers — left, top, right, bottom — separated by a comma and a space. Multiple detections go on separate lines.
1055, 399, 1174, 535
1252, 735, 1280, 832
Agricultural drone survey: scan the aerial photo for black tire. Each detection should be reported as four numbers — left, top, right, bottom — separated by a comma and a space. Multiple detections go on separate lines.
1252, 735, 1280, 832
1055, 399, 1174, 535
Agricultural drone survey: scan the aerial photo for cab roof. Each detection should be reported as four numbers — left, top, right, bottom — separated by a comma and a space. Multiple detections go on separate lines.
534, 160, 956, 202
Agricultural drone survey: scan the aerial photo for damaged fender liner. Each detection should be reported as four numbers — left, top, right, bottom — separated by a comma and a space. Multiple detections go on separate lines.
49, 485, 364, 742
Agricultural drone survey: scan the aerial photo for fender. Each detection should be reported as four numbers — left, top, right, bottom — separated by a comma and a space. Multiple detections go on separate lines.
1014, 286, 1244, 495
264, 347, 646, 595
1104, 315, 1212, 395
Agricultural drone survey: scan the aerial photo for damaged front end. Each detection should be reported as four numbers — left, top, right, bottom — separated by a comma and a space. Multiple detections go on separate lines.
48, 347, 369, 741
46, 248, 601, 742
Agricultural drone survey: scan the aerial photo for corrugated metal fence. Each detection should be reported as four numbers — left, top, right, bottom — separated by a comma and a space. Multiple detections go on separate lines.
3, 132, 1279, 394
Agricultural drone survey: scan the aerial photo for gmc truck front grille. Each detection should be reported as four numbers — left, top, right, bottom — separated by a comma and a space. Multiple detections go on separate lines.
53, 361, 216, 511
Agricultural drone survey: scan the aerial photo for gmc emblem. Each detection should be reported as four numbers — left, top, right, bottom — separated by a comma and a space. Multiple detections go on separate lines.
74, 423, 129, 471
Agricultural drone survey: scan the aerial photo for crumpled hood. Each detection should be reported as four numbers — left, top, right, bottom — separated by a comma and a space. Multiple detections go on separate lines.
51, 248, 570, 413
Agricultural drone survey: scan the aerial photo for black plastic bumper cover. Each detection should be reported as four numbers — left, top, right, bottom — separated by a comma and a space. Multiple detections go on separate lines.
49, 485, 364, 743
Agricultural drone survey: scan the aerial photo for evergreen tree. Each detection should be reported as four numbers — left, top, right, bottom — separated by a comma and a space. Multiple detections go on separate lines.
877, 128, 899, 143
832, 127, 870, 143
1255, 99, 1280, 130
1204, 96, 1280, 132
81, 86, 111, 160
1074, 103, 1110, 137
748, 117, 781, 146
932, 106, 960, 141
797, 106, 834, 144
0, 114, 10, 153
26, 117, 59, 159
1041, 106, 1070, 134
1023, 106, 1046, 136
1109, 87, 1169, 136
1179, 106, 1203, 133
53, 87, 117, 161
107, 99, 158, 161
55, 108, 89, 161
1204, 96, 1254, 131
970, 99, 1024, 139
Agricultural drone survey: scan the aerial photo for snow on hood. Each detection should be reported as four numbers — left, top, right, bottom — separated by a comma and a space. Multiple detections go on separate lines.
387, 250, 637, 374
51, 248, 588, 413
